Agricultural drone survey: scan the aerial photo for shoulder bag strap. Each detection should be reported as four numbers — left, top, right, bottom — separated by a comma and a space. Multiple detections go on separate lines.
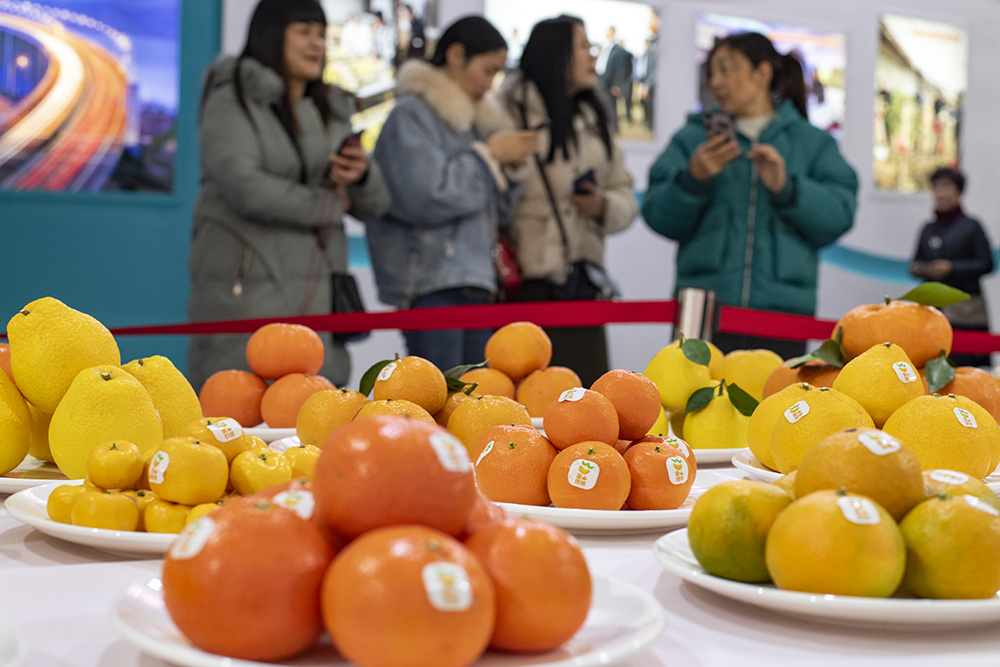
518, 85, 570, 256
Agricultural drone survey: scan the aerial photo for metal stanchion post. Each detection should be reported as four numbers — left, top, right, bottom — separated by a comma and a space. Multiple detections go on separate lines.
673, 288, 717, 342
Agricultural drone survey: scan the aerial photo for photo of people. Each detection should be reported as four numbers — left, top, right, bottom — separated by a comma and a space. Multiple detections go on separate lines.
874, 14, 967, 193
0, 0, 178, 192
485, 0, 659, 142
695, 13, 846, 143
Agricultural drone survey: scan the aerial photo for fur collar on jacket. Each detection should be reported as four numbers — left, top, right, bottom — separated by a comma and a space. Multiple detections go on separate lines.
207, 56, 356, 119
396, 59, 503, 134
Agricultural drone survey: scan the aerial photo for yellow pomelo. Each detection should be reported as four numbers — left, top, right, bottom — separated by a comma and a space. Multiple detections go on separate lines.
882, 394, 992, 479
921, 469, 1000, 511
765, 489, 905, 597
643, 341, 713, 413
7, 297, 120, 413
684, 382, 749, 450
901, 494, 1000, 599
712, 349, 784, 401
772, 471, 796, 499
26, 402, 54, 463
794, 428, 924, 521
49, 365, 163, 479
706, 340, 724, 378
646, 405, 668, 436
770, 386, 874, 474
688, 479, 791, 582
0, 371, 31, 474
122, 356, 203, 439
746, 383, 815, 471
832, 342, 925, 428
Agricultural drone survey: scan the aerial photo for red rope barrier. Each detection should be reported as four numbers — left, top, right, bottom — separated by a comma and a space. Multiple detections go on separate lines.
4, 299, 1000, 354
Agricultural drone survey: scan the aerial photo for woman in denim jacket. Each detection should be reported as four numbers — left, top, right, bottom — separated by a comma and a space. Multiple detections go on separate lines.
368, 16, 539, 369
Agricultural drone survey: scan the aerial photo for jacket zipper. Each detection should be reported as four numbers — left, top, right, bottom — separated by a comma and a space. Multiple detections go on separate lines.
232, 245, 253, 297
742, 161, 759, 308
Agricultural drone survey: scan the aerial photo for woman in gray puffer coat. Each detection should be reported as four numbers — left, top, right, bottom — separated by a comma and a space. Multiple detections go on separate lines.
187, 0, 389, 392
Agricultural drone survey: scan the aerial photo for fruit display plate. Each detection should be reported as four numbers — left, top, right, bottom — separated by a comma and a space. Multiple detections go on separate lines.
730, 450, 782, 482
0, 455, 69, 495
732, 450, 1000, 494
243, 427, 296, 443
111, 573, 665, 667
4, 482, 174, 558
693, 447, 748, 465
655, 528, 1000, 630
497, 470, 731, 535
0, 622, 26, 667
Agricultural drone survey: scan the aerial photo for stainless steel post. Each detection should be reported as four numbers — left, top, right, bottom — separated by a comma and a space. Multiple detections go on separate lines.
674, 288, 716, 342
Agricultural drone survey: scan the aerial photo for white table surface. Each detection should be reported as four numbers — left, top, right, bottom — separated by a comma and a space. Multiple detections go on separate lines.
3, 463, 1000, 667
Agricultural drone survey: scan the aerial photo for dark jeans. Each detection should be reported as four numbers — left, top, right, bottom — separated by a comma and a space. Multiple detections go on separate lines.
402, 287, 493, 371
509, 279, 610, 387
712, 332, 806, 361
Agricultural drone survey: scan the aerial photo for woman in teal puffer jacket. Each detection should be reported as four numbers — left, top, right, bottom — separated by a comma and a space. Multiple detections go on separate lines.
642, 32, 858, 357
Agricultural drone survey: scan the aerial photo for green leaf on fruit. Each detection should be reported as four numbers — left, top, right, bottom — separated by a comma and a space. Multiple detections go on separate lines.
681, 338, 711, 367
445, 377, 477, 393
685, 386, 715, 414
443, 360, 487, 379
787, 336, 844, 369
898, 282, 970, 308
359, 359, 394, 397
925, 351, 957, 393
727, 383, 759, 417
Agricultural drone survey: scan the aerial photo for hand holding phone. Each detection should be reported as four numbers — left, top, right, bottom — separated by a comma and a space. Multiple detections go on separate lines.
703, 110, 737, 144
338, 131, 364, 155
573, 169, 596, 195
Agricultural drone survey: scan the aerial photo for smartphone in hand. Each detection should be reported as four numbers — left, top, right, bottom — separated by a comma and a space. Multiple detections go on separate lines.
573, 169, 596, 195
703, 110, 737, 143
338, 131, 363, 154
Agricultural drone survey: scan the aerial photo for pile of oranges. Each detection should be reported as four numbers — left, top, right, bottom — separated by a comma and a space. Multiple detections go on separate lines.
161, 416, 593, 666
473, 370, 697, 511
46, 416, 323, 533
199, 323, 334, 429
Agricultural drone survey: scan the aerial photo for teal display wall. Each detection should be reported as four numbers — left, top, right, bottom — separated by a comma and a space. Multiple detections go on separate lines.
0, 0, 222, 374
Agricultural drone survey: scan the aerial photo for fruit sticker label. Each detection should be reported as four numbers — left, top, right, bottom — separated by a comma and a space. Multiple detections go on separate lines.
892, 362, 918, 384
929, 469, 970, 485
666, 456, 689, 485
857, 431, 902, 456
422, 562, 473, 612
836, 496, 881, 525
268, 436, 301, 454
272, 490, 315, 520
148, 451, 169, 485
964, 494, 1000, 517
170, 517, 215, 560
378, 362, 397, 381
206, 418, 243, 442
558, 387, 587, 403
429, 433, 472, 473
665, 437, 691, 459
475, 441, 494, 467
784, 401, 810, 424
568, 459, 600, 490
954, 407, 978, 429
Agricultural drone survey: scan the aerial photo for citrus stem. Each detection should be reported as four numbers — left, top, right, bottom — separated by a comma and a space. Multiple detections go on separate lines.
100, 372, 112, 381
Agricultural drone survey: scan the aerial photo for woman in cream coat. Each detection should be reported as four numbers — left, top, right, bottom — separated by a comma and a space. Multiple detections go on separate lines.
498, 15, 638, 386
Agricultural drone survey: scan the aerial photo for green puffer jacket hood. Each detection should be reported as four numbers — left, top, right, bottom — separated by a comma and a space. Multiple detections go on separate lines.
642, 100, 858, 315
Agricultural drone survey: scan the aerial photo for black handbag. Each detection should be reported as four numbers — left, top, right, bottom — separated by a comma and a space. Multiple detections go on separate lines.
330, 272, 370, 343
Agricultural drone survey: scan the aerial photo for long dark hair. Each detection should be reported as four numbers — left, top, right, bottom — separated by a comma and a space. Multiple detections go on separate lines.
202, 0, 334, 134
518, 16, 612, 163
708, 32, 808, 119
429, 16, 507, 67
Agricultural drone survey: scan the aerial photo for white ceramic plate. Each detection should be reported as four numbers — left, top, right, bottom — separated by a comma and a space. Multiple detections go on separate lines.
731, 449, 781, 482
0, 622, 26, 667
655, 528, 1000, 630
4, 482, 174, 558
244, 427, 296, 443
693, 447, 748, 465
732, 450, 1000, 493
0, 456, 69, 494
111, 574, 665, 667
497, 470, 730, 534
